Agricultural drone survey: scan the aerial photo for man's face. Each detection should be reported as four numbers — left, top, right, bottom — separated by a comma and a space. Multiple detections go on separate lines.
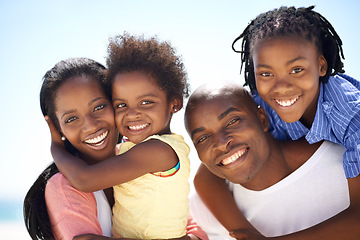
186, 90, 271, 185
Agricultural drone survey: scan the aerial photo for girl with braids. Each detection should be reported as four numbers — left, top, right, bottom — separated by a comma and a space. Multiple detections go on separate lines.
47, 33, 208, 240
193, 5, 360, 240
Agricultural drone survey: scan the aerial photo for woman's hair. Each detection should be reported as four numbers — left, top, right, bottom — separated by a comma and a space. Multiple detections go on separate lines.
232, 5, 345, 92
24, 58, 108, 239
106, 33, 189, 103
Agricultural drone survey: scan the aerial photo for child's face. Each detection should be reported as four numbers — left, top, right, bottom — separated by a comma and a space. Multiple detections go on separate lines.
112, 71, 177, 144
252, 36, 327, 127
186, 88, 271, 186
55, 76, 118, 164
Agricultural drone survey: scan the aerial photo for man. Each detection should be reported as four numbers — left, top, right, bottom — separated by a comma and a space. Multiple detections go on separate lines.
184, 82, 360, 239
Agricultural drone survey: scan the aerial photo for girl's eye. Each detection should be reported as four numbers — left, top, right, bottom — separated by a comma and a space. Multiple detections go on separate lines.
141, 100, 153, 105
259, 72, 272, 77
291, 68, 303, 74
94, 104, 105, 112
65, 116, 77, 124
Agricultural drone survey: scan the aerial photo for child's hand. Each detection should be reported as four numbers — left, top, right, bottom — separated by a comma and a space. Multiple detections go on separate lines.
230, 229, 266, 240
45, 115, 64, 147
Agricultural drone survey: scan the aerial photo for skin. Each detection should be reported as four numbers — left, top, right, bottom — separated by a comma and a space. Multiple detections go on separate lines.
187, 84, 360, 240
55, 76, 118, 165
252, 36, 327, 128
112, 71, 180, 144
49, 70, 198, 239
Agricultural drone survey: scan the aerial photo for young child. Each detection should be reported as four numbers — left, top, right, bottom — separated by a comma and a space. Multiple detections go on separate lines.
185, 82, 360, 239
194, 5, 360, 238
49, 33, 202, 239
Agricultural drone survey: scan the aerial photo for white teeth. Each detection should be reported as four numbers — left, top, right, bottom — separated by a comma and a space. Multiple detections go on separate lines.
128, 123, 149, 130
221, 149, 247, 166
85, 131, 108, 145
275, 96, 300, 107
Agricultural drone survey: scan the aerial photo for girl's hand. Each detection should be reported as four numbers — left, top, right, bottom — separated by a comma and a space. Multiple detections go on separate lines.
230, 229, 266, 240
45, 115, 64, 147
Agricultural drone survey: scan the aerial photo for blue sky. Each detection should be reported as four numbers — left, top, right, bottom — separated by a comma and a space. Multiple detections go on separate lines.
1, 0, 359, 203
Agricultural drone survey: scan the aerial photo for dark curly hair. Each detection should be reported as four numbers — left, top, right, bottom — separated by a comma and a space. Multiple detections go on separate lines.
232, 5, 345, 92
106, 33, 189, 104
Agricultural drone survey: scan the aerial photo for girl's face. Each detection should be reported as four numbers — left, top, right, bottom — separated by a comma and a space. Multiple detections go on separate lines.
112, 71, 179, 144
252, 36, 327, 127
55, 76, 118, 164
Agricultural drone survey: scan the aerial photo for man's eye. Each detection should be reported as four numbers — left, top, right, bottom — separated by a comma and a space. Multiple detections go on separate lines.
227, 118, 240, 126
196, 135, 208, 144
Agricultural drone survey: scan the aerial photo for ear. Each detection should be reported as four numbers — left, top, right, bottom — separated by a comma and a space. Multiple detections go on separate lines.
256, 106, 269, 132
318, 55, 328, 77
171, 97, 183, 113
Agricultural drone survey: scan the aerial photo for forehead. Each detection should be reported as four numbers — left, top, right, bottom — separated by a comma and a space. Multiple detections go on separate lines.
187, 94, 253, 128
55, 76, 105, 109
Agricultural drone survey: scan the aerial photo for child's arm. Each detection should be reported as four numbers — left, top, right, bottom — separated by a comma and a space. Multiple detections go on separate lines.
230, 175, 360, 240
46, 117, 178, 193
194, 163, 257, 233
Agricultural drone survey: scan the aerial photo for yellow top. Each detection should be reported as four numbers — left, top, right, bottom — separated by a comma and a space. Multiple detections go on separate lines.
112, 133, 190, 239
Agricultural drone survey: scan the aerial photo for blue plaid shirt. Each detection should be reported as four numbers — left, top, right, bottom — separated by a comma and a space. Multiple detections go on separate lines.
253, 74, 360, 178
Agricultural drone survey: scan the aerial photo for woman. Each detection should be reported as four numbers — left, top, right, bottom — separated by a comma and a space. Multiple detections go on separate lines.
24, 57, 206, 240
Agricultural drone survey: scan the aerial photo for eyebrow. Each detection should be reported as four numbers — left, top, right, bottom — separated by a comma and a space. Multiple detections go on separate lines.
256, 56, 306, 68
61, 109, 75, 120
190, 107, 242, 139
88, 97, 107, 106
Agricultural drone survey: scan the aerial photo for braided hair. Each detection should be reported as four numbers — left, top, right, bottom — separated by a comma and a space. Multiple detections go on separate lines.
232, 5, 345, 92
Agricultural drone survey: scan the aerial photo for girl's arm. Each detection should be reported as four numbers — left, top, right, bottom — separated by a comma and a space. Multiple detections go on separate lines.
46, 117, 178, 192
194, 163, 257, 232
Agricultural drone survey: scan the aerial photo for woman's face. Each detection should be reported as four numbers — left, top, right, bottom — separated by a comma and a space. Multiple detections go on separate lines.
54, 76, 118, 164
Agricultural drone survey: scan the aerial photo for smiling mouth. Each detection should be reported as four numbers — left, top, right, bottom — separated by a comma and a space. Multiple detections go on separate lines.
128, 123, 150, 131
84, 131, 108, 146
275, 95, 300, 107
220, 148, 248, 166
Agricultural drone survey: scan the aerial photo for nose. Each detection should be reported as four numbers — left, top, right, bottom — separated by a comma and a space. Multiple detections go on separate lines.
81, 114, 99, 133
213, 131, 233, 153
273, 75, 294, 94
125, 107, 141, 119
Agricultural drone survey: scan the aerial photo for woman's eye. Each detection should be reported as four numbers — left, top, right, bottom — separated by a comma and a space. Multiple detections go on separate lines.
65, 116, 77, 124
196, 135, 208, 144
291, 68, 303, 74
94, 104, 105, 112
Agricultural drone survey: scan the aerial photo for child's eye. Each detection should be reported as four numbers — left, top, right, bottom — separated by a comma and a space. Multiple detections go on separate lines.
291, 68, 303, 74
94, 104, 105, 112
65, 116, 77, 124
141, 100, 153, 105
116, 103, 126, 108
259, 72, 273, 77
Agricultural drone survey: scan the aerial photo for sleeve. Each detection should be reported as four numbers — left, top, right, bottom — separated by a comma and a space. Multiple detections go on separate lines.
186, 214, 209, 240
45, 173, 103, 240
343, 120, 360, 178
